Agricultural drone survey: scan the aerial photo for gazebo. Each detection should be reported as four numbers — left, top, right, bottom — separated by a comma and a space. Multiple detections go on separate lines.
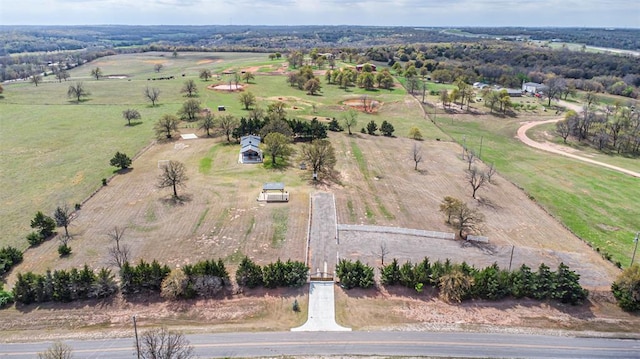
257, 182, 289, 202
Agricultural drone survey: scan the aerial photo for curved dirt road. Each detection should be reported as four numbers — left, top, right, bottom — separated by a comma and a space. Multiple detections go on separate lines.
516, 112, 640, 178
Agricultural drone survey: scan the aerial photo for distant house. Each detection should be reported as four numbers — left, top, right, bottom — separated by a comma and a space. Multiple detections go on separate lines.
239, 135, 263, 164
496, 88, 523, 97
319, 53, 335, 59
473, 82, 489, 89
356, 63, 377, 72
522, 82, 547, 94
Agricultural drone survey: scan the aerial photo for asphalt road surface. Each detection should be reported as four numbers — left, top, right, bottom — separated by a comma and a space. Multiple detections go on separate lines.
2, 331, 639, 358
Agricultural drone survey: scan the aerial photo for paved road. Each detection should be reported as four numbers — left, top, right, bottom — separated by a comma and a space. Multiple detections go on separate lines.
291, 281, 351, 332
2, 331, 638, 358
308, 192, 338, 278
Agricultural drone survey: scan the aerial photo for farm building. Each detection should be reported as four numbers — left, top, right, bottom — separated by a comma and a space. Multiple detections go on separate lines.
239, 135, 263, 164
522, 82, 547, 94
496, 88, 523, 97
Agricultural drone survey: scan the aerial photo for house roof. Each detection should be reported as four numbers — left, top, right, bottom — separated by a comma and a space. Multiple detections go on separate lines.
523, 82, 546, 88
263, 182, 285, 191
241, 135, 261, 147
241, 144, 262, 154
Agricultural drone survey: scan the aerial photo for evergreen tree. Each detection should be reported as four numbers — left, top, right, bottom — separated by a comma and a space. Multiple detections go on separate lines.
553, 262, 588, 305
380, 258, 401, 286
236, 256, 263, 288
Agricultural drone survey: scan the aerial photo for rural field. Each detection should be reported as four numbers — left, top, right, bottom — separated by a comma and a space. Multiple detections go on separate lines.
1, 51, 639, 337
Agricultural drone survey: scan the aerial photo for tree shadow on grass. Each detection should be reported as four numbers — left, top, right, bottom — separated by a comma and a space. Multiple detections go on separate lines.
113, 168, 133, 175
160, 193, 193, 206
126, 121, 144, 127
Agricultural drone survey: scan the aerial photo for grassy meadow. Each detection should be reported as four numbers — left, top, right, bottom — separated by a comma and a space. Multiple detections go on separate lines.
0, 51, 434, 251
435, 108, 640, 267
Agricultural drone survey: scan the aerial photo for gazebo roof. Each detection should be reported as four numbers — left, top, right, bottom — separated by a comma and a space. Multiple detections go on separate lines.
263, 182, 285, 191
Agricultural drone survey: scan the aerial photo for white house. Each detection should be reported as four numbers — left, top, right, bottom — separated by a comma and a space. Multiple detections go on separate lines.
239, 135, 263, 164
522, 82, 547, 94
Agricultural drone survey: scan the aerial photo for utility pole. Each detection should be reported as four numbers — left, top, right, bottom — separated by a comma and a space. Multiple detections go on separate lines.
133, 315, 140, 359
631, 232, 639, 266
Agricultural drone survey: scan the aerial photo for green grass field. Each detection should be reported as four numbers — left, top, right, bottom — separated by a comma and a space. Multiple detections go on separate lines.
436, 113, 640, 267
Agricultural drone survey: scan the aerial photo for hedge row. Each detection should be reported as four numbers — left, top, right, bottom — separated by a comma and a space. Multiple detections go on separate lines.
235, 257, 308, 289
379, 258, 588, 305
12, 265, 117, 305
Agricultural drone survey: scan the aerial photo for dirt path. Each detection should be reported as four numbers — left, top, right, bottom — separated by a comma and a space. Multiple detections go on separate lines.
516, 103, 640, 178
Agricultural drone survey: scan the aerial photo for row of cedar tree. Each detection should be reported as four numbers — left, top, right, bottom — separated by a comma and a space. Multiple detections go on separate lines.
8, 255, 589, 306
8, 257, 308, 305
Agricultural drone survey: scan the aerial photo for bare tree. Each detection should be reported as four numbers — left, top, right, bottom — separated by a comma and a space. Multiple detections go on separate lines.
453, 201, 484, 238
467, 167, 487, 199
199, 69, 212, 81
556, 119, 571, 143
375, 242, 390, 266
411, 142, 423, 171
54, 204, 73, 238
139, 327, 195, 359
299, 139, 337, 181
177, 99, 201, 122
486, 163, 497, 184
217, 114, 238, 142
90, 67, 102, 80
199, 111, 215, 137
465, 149, 476, 170
122, 108, 141, 126
144, 86, 161, 107
67, 82, 90, 102
107, 226, 130, 269
37, 341, 73, 359
31, 73, 43, 86
158, 160, 188, 199
154, 63, 164, 73
181, 79, 198, 97
342, 109, 358, 135
154, 114, 180, 139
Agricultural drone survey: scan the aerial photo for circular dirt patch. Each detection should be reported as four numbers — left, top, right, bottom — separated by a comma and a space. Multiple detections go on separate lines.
208, 83, 244, 92
343, 98, 381, 113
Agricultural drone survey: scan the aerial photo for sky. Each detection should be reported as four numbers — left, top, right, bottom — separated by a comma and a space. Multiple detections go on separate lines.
0, 0, 638, 28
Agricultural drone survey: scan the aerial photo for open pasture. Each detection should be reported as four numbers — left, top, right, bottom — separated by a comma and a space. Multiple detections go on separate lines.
1, 51, 630, 286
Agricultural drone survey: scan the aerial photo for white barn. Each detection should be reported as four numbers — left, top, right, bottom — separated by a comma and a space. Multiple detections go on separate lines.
239, 135, 263, 164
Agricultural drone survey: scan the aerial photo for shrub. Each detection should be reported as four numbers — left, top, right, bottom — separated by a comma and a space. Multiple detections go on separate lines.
0, 283, 14, 308
380, 120, 395, 137
612, 264, 640, 312
366, 120, 378, 135
30, 211, 56, 239
236, 256, 263, 288
336, 259, 374, 289
26, 232, 44, 246
0, 246, 23, 276
58, 244, 72, 257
